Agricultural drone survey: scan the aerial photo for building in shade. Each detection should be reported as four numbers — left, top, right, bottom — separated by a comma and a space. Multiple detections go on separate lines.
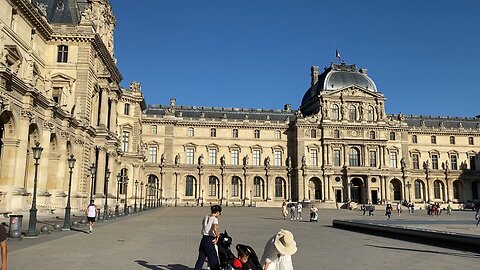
0, 0, 479, 213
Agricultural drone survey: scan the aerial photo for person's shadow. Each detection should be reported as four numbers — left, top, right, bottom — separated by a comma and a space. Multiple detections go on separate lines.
135, 260, 193, 270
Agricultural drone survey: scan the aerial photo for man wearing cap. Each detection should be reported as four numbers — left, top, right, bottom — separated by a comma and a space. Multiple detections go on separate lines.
260, 229, 297, 270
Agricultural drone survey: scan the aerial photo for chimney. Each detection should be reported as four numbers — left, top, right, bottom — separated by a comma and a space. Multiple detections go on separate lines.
310, 66, 319, 86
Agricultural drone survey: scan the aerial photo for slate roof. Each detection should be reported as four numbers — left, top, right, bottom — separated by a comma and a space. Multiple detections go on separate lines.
404, 115, 480, 129
37, 0, 86, 24
145, 105, 296, 122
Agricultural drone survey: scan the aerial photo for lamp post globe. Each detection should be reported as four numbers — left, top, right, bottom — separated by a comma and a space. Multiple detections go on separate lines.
63, 154, 76, 230
26, 142, 43, 237
103, 168, 111, 220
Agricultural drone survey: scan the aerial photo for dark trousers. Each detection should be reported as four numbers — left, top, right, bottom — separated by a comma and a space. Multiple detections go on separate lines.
194, 235, 220, 270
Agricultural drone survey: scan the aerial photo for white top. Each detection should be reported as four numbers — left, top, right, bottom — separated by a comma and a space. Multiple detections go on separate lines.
201, 215, 218, 237
87, 205, 96, 218
297, 204, 302, 212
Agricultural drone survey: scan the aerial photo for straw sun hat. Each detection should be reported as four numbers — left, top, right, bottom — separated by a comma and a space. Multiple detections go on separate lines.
274, 229, 297, 256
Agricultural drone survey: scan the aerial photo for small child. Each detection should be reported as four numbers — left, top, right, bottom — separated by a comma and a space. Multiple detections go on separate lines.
232, 247, 250, 270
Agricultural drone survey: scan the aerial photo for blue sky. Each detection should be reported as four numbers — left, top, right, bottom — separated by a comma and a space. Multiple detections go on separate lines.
111, 1, 480, 117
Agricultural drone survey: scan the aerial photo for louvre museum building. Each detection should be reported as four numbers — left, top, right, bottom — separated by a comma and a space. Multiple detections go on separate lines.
0, 0, 479, 213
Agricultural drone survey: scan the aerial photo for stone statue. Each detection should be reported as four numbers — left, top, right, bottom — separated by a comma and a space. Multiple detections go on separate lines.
341, 102, 347, 120
130, 81, 141, 92
175, 153, 180, 166
359, 103, 365, 121
301, 155, 306, 168
400, 157, 406, 169
286, 156, 291, 168
220, 155, 226, 167
198, 154, 204, 165
160, 153, 165, 164
423, 160, 429, 171
264, 156, 270, 167
243, 155, 249, 167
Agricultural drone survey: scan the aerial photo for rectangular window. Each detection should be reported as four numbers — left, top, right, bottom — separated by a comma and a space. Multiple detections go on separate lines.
431, 154, 439, 170
254, 130, 260, 139
253, 150, 261, 166
57, 45, 68, 63
412, 154, 419, 169
310, 150, 318, 166
122, 131, 130, 152
52, 87, 62, 104
369, 151, 376, 167
186, 148, 195, 165
274, 150, 282, 166
124, 103, 130, 115
209, 149, 217, 165
231, 178, 239, 197
450, 155, 458, 170
231, 150, 239, 166
151, 125, 157, 134
333, 150, 341, 166
148, 147, 157, 163
389, 152, 397, 168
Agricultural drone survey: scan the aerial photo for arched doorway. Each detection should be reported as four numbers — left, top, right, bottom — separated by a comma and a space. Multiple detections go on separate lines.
433, 180, 445, 201
147, 174, 159, 207
452, 180, 463, 201
350, 178, 363, 203
185, 175, 197, 197
390, 179, 402, 201
231, 176, 243, 199
308, 177, 322, 201
253, 176, 265, 200
414, 180, 425, 202
208, 176, 220, 199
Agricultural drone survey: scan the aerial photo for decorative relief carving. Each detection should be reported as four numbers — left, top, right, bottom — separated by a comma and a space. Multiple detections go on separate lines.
21, 109, 34, 121
43, 121, 54, 131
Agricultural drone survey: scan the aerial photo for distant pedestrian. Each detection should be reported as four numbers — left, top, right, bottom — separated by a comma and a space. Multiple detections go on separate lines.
362, 204, 366, 216
281, 201, 288, 220
446, 204, 452, 215
475, 207, 480, 227
194, 205, 222, 270
86, 200, 97, 233
396, 202, 402, 216
385, 203, 392, 220
0, 225, 7, 270
296, 202, 303, 220
290, 203, 296, 220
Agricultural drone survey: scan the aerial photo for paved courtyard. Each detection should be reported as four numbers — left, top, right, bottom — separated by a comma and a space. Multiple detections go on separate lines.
6, 207, 480, 270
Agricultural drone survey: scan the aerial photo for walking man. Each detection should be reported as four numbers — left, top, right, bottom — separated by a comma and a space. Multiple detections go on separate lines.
0, 224, 7, 270
86, 200, 97, 234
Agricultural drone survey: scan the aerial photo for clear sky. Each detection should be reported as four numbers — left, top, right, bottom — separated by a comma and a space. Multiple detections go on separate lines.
111, 0, 480, 117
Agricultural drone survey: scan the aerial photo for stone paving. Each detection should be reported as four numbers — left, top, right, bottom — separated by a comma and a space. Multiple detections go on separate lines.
5, 207, 480, 270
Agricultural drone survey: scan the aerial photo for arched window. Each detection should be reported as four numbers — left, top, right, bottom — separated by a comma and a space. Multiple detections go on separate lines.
185, 175, 195, 196
468, 137, 474, 145
311, 129, 317, 138
434, 180, 443, 200
412, 135, 417, 143
119, 168, 128, 194
254, 129, 260, 139
334, 130, 340, 138
389, 132, 396, 140
210, 128, 216, 137
187, 127, 194, 137
453, 181, 460, 200
151, 125, 157, 134
431, 135, 436, 144
332, 104, 340, 120
275, 178, 284, 198
232, 129, 238, 138
349, 147, 360, 167
253, 177, 263, 198
449, 136, 455, 144
369, 131, 375, 139
367, 106, 374, 121
349, 105, 356, 121
231, 176, 241, 197
208, 176, 217, 197
414, 180, 422, 199
274, 130, 281, 140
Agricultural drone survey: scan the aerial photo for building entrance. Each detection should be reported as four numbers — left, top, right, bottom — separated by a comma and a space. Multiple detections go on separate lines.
371, 190, 378, 204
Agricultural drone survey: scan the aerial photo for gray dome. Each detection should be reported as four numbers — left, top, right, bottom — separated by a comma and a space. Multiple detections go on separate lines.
301, 63, 377, 106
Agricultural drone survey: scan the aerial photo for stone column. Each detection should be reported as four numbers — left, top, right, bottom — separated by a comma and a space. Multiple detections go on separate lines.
327, 175, 332, 201
0, 139, 20, 186
99, 88, 109, 126
108, 99, 117, 133
37, 128, 51, 195
95, 149, 107, 196
366, 176, 371, 203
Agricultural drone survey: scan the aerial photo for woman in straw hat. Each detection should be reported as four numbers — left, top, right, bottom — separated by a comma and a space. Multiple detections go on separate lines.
260, 229, 297, 270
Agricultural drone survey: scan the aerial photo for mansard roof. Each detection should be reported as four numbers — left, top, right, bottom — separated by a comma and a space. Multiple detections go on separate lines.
145, 105, 296, 122
405, 115, 480, 129
37, 0, 87, 24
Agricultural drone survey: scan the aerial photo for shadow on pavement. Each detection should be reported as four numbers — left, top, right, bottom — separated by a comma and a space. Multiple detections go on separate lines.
69, 227, 90, 234
135, 260, 193, 270
365, 244, 480, 259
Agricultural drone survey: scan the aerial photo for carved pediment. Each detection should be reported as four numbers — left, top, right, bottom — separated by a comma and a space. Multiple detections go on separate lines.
50, 73, 76, 84
325, 87, 381, 99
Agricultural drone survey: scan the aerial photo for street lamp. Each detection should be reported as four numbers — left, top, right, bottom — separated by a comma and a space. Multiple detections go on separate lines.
249, 190, 253, 207
156, 180, 159, 208
144, 183, 148, 210
26, 142, 43, 237
103, 168, 111, 220
115, 173, 121, 217
140, 182, 143, 212
63, 154, 76, 230
201, 189, 204, 207
406, 181, 412, 203
134, 180, 138, 213
123, 176, 129, 215
89, 163, 96, 203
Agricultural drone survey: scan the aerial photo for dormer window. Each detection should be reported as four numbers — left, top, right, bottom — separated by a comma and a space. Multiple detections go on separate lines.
57, 45, 68, 63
